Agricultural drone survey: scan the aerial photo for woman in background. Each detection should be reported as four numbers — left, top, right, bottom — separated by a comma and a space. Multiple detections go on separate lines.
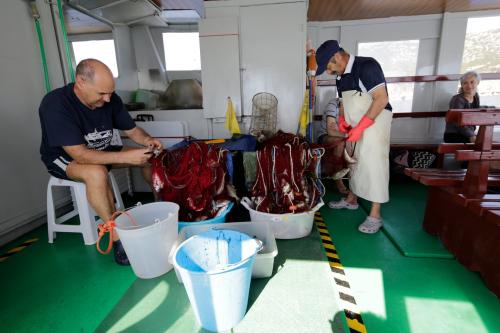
444, 71, 481, 143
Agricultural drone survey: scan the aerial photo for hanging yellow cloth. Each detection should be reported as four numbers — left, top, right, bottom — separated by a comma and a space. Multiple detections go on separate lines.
298, 89, 310, 136
225, 96, 241, 135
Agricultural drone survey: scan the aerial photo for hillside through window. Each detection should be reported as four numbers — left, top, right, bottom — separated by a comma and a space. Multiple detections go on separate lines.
461, 16, 500, 108
358, 40, 419, 112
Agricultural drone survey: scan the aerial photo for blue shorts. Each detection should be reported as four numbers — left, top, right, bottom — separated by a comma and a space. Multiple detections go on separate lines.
45, 145, 122, 180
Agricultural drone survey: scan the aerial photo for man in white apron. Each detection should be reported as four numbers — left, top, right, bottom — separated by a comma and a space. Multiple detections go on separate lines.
315, 40, 392, 234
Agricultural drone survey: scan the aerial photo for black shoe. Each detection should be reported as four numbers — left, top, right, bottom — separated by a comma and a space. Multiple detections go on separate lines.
113, 240, 130, 266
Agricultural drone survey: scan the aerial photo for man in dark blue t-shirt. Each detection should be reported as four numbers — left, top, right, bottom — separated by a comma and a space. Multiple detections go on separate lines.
39, 59, 162, 265
315, 40, 393, 234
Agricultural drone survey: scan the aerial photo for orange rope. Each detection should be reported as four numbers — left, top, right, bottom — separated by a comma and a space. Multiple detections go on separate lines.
96, 210, 136, 255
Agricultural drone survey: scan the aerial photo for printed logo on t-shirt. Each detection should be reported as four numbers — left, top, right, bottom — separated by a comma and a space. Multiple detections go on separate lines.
84, 129, 112, 150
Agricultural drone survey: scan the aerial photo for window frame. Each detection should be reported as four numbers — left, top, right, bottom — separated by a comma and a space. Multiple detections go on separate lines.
69, 33, 119, 78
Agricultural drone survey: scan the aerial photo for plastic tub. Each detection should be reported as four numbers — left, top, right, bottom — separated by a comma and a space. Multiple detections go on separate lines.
173, 229, 262, 332
178, 202, 234, 231
172, 221, 277, 282
114, 202, 179, 279
240, 197, 324, 239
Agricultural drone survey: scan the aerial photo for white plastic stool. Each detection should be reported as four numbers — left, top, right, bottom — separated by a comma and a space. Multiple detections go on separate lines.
46, 172, 125, 245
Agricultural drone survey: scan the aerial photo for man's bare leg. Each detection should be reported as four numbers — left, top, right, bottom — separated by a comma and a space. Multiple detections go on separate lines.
345, 191, 357, 204
335, 179, 348, 193
370, 202, 381, 219
66, 162, 130, 264
105, 179, 116, 213
142, 164, 152, 184
345, 193, 381, 218
66, 162, 118, 240
140, 164, 160, 201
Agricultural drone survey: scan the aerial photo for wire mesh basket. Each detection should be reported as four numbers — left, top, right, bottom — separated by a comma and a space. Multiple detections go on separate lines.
250, 92, 278, 138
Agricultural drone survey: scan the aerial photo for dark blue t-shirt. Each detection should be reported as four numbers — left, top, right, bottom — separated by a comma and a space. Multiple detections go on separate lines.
39, 83, 136, 166
337, 56, 392, 111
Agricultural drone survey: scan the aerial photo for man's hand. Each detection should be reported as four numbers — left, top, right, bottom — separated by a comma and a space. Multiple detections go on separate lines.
121, 148, 154, 166
124, 127, 163, 153
144, 137, 163, 153
347, 115, 374, 142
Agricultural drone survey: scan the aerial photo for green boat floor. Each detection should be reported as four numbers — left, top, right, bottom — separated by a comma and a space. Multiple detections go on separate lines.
321, 188, 500, 333
357, 179, 452, 258
0, 223, 347, 333
1, 182, 499, 333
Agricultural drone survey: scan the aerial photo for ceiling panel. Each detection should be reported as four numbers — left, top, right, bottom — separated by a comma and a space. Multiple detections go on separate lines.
161, 0, 204, 17
64, 7, 112, 34
308, 0, 500, 21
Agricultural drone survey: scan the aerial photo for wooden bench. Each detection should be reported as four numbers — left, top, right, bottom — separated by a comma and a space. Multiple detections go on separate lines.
404, 168, 500, 186
406, 108, 500, 297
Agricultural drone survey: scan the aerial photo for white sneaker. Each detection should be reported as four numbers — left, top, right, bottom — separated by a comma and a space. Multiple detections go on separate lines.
358, 216, 383, 234
328, 198, 359, 210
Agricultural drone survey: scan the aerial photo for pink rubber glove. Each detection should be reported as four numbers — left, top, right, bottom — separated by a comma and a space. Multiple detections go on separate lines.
347, 115, 374, 142
338, 116, 352, 133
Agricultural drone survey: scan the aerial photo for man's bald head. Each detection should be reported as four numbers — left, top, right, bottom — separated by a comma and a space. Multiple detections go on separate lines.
73, 59, 115, 109
75, 59, 113, 83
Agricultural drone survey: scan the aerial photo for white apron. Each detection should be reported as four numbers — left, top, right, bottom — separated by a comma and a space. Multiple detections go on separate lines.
342, 90, 392, 203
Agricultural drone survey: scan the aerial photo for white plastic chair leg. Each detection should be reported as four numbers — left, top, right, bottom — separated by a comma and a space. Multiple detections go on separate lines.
109, 171, 124, 211
46, 171, 124, 246
73, 183, 98, 245
46, 179, 56, 243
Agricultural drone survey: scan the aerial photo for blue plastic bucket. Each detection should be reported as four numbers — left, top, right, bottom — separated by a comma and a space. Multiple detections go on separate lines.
173, 229, 262, 332
178, 202, 234, 232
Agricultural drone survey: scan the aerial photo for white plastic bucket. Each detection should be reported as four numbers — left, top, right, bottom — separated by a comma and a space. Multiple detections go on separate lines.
241, 197, 324, 239
114, 202, 179, 279
173, 229, 262, 332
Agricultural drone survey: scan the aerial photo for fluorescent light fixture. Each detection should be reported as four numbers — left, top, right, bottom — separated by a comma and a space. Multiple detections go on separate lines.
161, 10, 200, 24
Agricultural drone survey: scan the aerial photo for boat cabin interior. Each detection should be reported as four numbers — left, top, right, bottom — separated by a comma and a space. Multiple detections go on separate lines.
1, 1, 499, 332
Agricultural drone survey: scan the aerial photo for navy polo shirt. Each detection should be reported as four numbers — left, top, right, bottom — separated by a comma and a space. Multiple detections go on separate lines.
39, 83, 136, 167
337, 56, 392, 111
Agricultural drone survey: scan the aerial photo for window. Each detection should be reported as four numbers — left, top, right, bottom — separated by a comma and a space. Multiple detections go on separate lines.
162, 32, 201, 71
358, 40, 420, 112
461, 16, 500, 108
71, 40, 119, 77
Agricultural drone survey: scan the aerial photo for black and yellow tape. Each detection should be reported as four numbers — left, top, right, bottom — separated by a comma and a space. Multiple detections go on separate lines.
0, 238, 38, 262
314, 212, 367, 333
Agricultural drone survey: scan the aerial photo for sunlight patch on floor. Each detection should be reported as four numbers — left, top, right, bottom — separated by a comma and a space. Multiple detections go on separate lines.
108, 281, 169, 333
405, 297, 488, 333
344, 267, 387, 319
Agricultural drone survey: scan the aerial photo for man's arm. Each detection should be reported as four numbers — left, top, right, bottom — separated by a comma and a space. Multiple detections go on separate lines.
326, 117, 345, 138
365, 86, 389, 120
63, 144, 152, 166
346, 87, 388, 142
124, 126, 163, 150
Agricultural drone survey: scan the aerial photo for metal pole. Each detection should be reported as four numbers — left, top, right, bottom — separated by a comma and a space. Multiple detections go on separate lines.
30, 1, 51, 92
56, 0, 75, 81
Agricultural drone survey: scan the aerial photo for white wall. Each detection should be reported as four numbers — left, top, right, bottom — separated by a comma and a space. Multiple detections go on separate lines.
202, 0, 307, 138
0, 0, 65, 244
